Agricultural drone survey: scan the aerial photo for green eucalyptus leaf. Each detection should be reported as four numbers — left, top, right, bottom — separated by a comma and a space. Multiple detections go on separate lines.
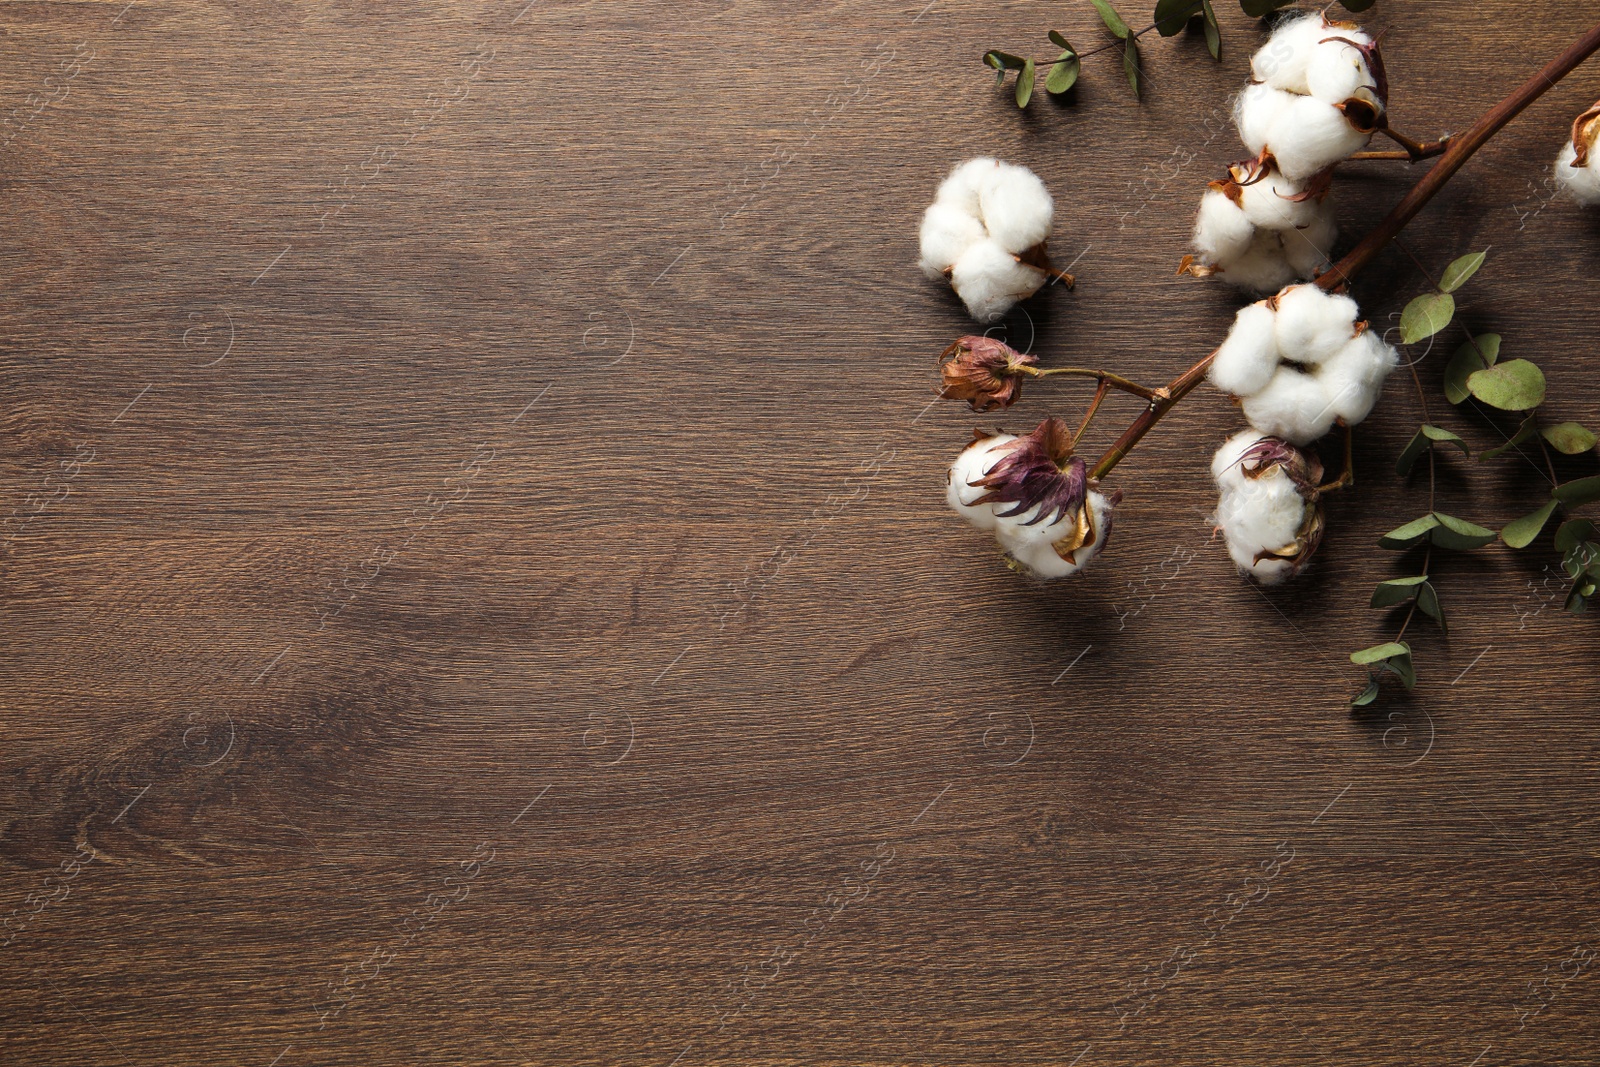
1379, 514, 1440, 550
1415, 581, 1445, 632
1431, 512, 1499, 551
1501, 499, 1559, 549
1396, 425, 1469, 476
1123, 36, 1141, 96
1399, 292, 1455, 344
1049, 29, 1072, 49
1351, 677, 1381, 707
1154, 0, 1202, 36
1553, 475, 1600, 507
1438, 251, 1487, 293
1467, 359, 1546, 411
1555, 519, 1598, 553
1370, 575, 1429, 608
1090, 0, 1132, 37
1542, 422, 1597, 455
1045, 50, 1081, 93
1016, 58, 1035, 107
1201, 0, 1221, 58
1351, 641, 1409, 665
1443, 334, 1500, 405
1478, 413, 1537, 462
984, 49, 1027, 70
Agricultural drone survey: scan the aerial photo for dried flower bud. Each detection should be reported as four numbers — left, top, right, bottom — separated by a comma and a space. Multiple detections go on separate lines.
946, 418, 1119, 578
939, 336, 1037, 411
1210, 429, 1326, 585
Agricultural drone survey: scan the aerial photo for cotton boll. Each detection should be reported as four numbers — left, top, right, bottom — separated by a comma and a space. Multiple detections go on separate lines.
935, 157, 999, 216
1306, 35, 1375, 106
1210, 430, 1325, 585
1193, 188, 1257, 266
946, 433, 1019, 532
1217, 230, 1299, 296
1210, 302, 1280, 397
1268, 95, 1372, 181
1234, 82, 1297, 157
997, 490, 1115, 578
1283, 203, 1338, 277
1210, 428, 1270, 492
949, 239, 1045, 323
1250, 14, 1326, 94
1555, 140, 1600, 206
918, 202, 987, 279
1319, 329, 1398, 425
978, 163, 1053, 253
1239, 168, 1318, 231
1273, 284, 1359, 366
1241, 366, 1337, 444
1214, 469, 1310, 583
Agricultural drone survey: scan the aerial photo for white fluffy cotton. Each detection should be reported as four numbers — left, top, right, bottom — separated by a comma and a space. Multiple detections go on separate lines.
997, 490, 1115, 578
1190, 165, 1337, 295
1210, 301, 1280, 397
1210, 430, 1316, 585
949, 240, 1048, 324
1249, 15, 1327, 94
1193, 188, 1257, 265
1236, 15, 1381, 180
945, 432, 1017, 532
1555, 135, 1600, 206
1211, 284, 1395, 444
1234, 82, 1297, 158
1268, 94, 1374, 181
919, 157, 1056, 322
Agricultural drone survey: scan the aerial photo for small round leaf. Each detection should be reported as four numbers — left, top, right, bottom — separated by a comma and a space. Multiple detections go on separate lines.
1466, 359, 1546, 411
1399, 292, 1455, 345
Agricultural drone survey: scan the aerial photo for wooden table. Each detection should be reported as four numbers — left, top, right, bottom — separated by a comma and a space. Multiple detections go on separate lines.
3, 1, 1598, 1063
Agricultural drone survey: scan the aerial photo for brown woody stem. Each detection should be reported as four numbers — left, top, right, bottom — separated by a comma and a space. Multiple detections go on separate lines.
1020, 364, 1160, 401
1320, 21, 1600, 291
1087, 21, 1600, 482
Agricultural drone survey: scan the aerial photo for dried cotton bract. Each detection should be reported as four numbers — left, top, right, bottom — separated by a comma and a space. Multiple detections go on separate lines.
1555, 102, 1600, 206
919, 158, 1068, 323
946, 418, 1118, 579
1208, 283, 1398, 445
1211, 430, 1326, 585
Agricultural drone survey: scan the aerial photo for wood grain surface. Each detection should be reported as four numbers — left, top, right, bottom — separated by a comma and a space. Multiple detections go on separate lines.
2, 1, 1599, 1064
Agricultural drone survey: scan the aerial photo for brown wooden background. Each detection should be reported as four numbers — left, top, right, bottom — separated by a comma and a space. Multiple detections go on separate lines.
2, 1, 1598, 1064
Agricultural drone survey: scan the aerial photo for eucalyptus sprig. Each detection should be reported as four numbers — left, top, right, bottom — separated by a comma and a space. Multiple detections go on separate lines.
1354, 251, 1600, 705
983, 0, 1379, 107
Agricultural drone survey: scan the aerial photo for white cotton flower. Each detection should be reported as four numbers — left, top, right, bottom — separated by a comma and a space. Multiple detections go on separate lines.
1193, 187, 1257, 265
1212, 285, 1396, 444
949, 239, 1048, 324
1283, 203, 1338, 276
918, 202, 987, 280
1306, 31, 1376, 106
1241, 365, 1339, 444
1238, 167, 1319, 230
1217, 229, 1301, 295
1235, 82, 1297, 157
997, 489, 1115, 578
946, 431, 1018, 532
919, 158, 1058, 322
945, 419, 1118, 580
1319, 327, 1399, 424
1273, 283, 1359, 365
1210, 430, 1325, 585
1249, 14, 1327, 95
1210, 301, 1280, 397
1268, 94, 1373, 181
1555, 125, 1600, 206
